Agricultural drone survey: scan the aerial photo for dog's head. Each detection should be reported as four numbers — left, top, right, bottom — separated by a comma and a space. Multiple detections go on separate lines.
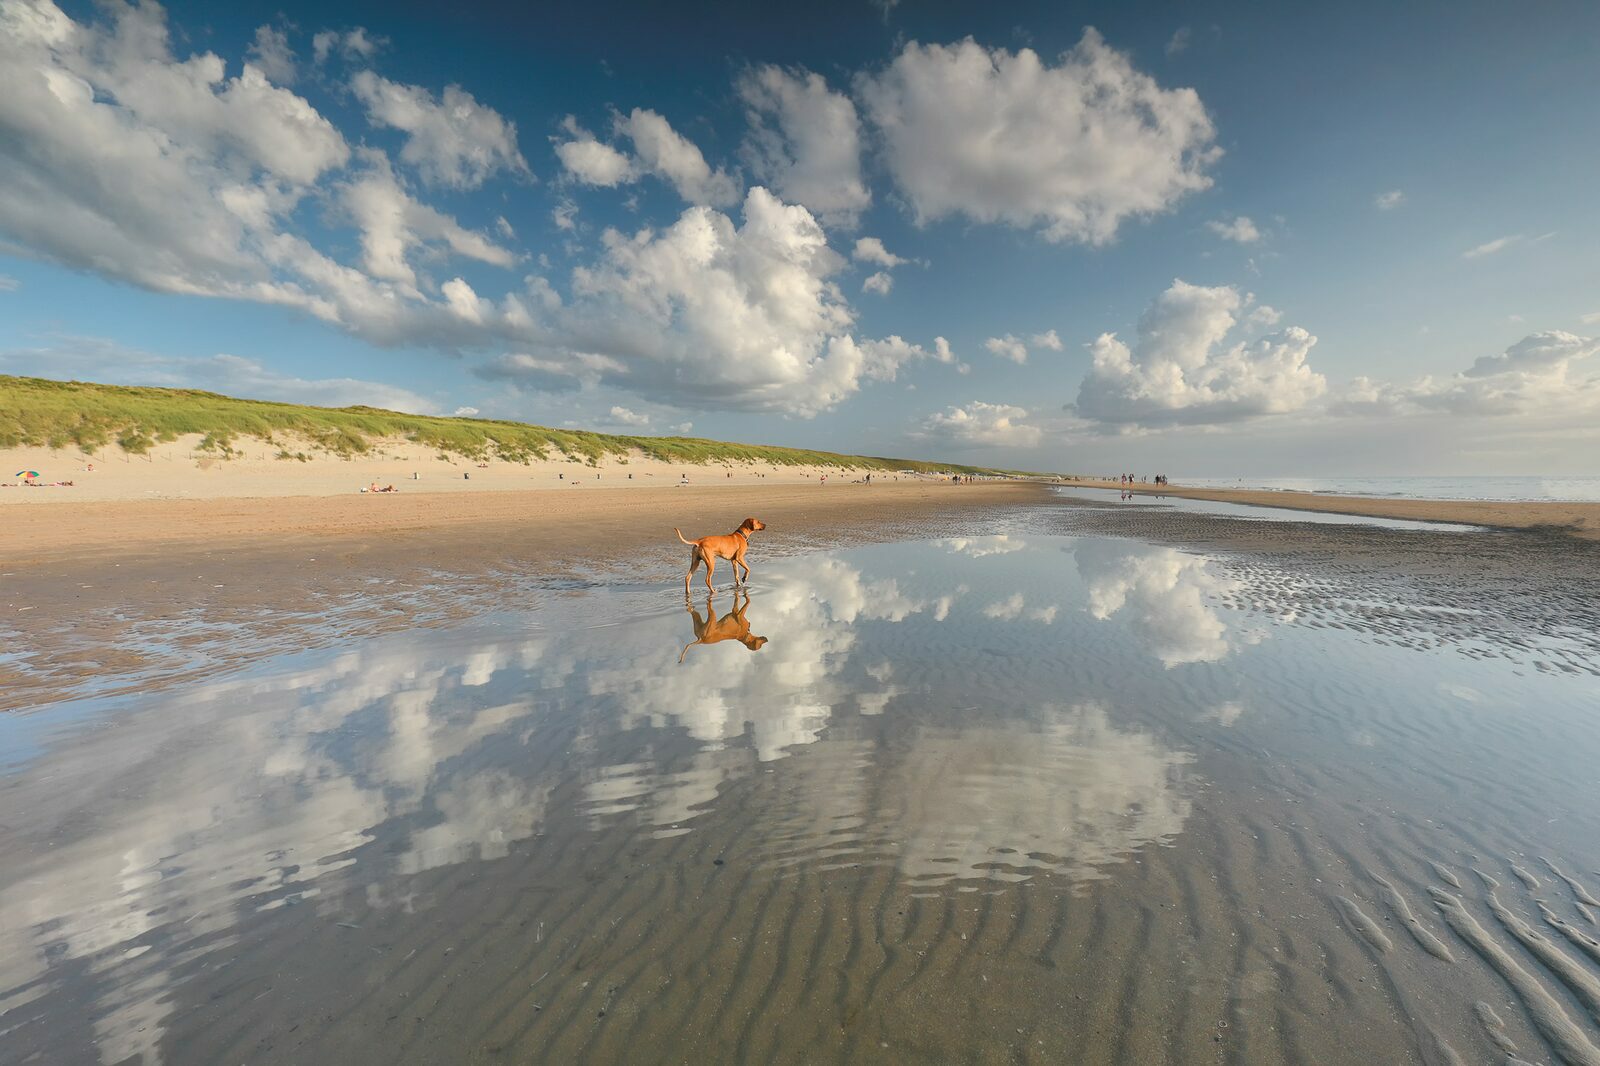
739, 517, 766, 534
742, 634, 769, 651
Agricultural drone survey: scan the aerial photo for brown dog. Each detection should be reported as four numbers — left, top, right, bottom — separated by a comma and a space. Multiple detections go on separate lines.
674, 517, 765, 594
679, 590, 767, 662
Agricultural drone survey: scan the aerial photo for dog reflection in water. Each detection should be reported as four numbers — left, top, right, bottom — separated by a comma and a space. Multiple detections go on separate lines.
679, 589, 768, 663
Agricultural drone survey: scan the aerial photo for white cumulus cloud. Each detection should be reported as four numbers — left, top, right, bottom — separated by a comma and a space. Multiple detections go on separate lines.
0, 1, 997, 422
553, 108, 739, 207
617, 108, 739, 206
478, 188, 944, 415
985, 334, 1028, 364
474, 351, 625, 392
312, 28, 383, 64
1336, 331, 1600, 418
862, 271, 893, 296
0, 0, 533, 351
1245, 304, 1282, 328
852, 237, 908, 268
608, 405, 650, 427
340, 152, 515, 294
247, 25, 296, 85
553, 117, 636, 186
917, 401, 1041, 447
0, 0, 356, 303
738, 65, 870, 228
856, 30, 1218, 244
1074, 279, 1325, 429
1030, 329, 1063, 351
351, 71, 528, 189
1206, 215, 1260, 244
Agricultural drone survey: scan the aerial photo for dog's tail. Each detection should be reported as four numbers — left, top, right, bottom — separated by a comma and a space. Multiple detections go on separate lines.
673, 527, 696, 546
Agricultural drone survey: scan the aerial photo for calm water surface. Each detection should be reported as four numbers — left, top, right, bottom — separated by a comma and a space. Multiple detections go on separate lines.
1174, 474, 1600, 502
3, 533, 1598, 1064
1050, 485, 1485, 530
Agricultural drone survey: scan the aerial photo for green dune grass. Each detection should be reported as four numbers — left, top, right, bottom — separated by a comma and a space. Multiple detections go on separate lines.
0, 375, 1050, 476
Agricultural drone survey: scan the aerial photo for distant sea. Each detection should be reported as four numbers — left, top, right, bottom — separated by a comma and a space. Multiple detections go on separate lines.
1174, 476, 1600, 502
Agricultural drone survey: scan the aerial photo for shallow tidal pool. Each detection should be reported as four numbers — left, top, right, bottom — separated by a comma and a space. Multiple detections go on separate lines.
3, 533, 1599, 1065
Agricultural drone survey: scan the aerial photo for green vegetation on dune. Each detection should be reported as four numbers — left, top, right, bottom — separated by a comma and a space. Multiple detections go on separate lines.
0, 375, 1046, 476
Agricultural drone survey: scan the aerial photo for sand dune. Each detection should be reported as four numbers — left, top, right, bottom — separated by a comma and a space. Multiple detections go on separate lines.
0, 434, 954, 503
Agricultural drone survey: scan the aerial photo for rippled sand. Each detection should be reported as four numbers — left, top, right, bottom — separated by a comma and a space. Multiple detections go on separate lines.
3, 509, 1599, 1064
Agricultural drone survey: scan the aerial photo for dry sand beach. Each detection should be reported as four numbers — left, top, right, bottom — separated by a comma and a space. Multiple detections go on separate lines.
7, 437, 1596, 545
0, 435, 914, 503
5, 475, 1600, 1065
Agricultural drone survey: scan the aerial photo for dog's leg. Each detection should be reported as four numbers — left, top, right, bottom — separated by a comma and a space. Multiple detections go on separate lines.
703, 554, 716, 591
680, 600, 707, 661
685, 550, 701, 596
679, 600, 707, 663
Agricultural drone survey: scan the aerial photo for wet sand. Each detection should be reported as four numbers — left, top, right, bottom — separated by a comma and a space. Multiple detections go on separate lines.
1077, 478, 1600, 540
1039, 490, 1600, 674
5, 487, 1600, 1065
2, 482, 1039, 710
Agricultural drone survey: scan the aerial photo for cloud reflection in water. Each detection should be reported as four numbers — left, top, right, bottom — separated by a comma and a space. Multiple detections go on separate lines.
0, 537, 1210, 1063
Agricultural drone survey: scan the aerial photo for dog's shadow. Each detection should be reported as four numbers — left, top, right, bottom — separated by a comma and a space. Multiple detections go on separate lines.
679, 589, 769, 663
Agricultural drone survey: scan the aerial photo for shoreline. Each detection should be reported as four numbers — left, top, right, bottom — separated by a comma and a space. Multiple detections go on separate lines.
1073, 478, 1600, 541
8, 470, 1599, 561
2, 481, 1046, 710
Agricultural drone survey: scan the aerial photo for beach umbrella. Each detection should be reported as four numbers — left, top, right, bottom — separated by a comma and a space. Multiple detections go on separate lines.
16, 470, 39, 478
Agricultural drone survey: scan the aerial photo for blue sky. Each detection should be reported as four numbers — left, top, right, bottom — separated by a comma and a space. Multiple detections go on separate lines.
2, 0, 1597, 473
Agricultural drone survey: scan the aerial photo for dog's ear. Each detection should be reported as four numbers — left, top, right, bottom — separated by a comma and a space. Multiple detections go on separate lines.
740, 517, 758, 531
